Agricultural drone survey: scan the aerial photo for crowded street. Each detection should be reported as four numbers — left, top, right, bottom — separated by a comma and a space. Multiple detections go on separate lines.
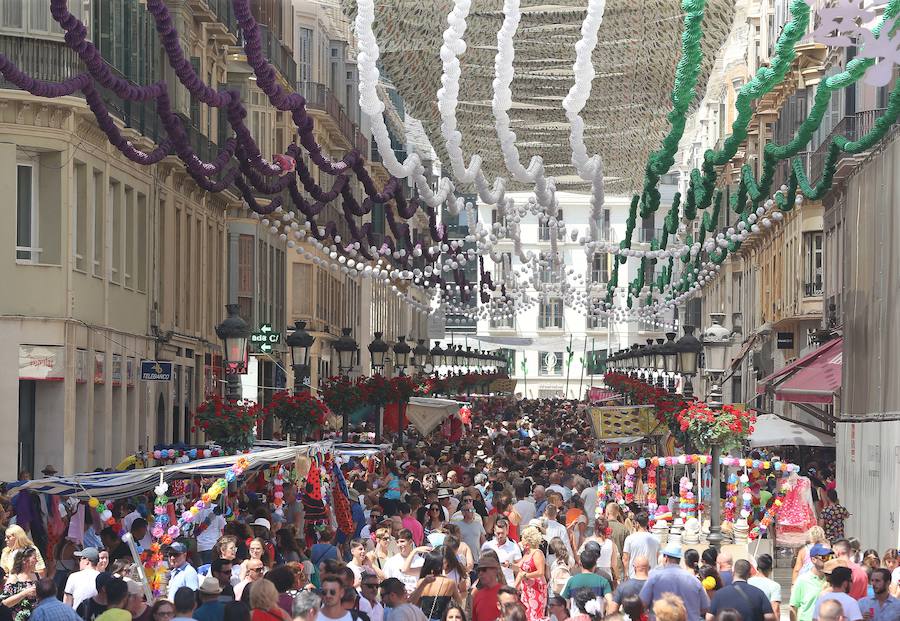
2, 1, 899, 621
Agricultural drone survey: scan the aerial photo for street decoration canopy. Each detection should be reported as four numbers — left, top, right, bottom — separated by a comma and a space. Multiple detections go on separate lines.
3, 0, 898, 326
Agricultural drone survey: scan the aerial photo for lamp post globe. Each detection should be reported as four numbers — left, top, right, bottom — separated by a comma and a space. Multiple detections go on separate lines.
286, 321, 315, 394
413, 339, 430, 374
676, 325, 702, 398
393, 336, 411, 376
215, 304, 250, 401
334, 328, 358, 375
368, 332, 389, 373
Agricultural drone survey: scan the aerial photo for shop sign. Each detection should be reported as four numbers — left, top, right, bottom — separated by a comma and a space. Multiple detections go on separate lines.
140, 360, 173, 382
94, 353, 105, 384
18, 345, 65, 381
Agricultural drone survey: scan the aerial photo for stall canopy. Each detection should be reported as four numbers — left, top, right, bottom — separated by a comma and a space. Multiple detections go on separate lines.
406, 397, 460, 436
756, 338, 842, 404
748, 414, 836, 447
8, 441, 388, 501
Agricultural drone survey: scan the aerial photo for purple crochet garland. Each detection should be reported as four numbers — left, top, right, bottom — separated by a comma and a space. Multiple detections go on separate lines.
0, 0, 489, 295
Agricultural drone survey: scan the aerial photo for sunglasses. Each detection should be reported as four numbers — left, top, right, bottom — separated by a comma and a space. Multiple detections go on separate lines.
322, 589, 339, 596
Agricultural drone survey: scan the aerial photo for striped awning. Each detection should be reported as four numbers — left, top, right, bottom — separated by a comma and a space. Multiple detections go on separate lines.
8, 441, 389, 501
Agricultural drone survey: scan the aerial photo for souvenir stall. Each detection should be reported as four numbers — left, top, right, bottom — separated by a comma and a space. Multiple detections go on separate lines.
8, 441, 388, 600
593, 453, 803, 559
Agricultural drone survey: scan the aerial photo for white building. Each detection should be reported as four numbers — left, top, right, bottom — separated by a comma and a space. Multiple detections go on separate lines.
473, 187, 677, 399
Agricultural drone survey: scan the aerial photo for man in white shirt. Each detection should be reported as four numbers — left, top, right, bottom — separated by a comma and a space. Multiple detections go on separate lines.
63, 547, 101, 609
383, 529, 424, 594
547, 472, 572, 502
196, 507, 227, 565
539, 504, 574, 561
581, 483, 598, 536
622, 512, 660, 577
316, 575, 354, 621
480, 518, 522, 585
513, 482, 537, 526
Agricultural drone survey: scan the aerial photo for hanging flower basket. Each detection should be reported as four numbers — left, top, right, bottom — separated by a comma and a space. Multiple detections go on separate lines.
195, 395, 262, 453
675, 402, 756, 450
359, 374, 393, 407
321, 375, 364, 417
261, 390, 328, 442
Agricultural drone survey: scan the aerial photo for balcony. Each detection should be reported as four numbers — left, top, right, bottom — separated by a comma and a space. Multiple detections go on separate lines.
804, 281, 824, 297
809, 109, 886, 185
299, 81, 368, 156
254, 26, 296, 85
0, 35, 166, 145
638, 227, 664, 243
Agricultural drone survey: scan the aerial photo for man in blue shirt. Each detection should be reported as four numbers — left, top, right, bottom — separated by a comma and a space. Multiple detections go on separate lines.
859, 568, 900, 621
640, 544, 709, 621
192, 577, 224, 621
31, 578, 82, 621
166, 543, 199, 601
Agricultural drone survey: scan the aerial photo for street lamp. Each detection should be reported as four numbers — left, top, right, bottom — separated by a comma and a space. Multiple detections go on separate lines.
430, 342, 445, 369
660, 332, 678, 393
334, 328, 358, 375
701, 313, 732, 551
675, 325, 702, 398
286, 321, 315, 394
368, 332, 389, 373
333, 327, 358, 442
215, 304, 250, 401
413, 339, 430, 374
654, 338, 666, 389
393, 336, 411, 376
702, 313, 732, 405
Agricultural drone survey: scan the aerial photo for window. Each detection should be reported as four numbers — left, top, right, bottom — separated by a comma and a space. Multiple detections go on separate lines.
804, 231, 823, 296
538, 297, 563, 329
4, 1, 83, 38
237, 234, 254, 322
93, 171, 104, 276
136, 193, 147, 291
15, 163, 37, 261
1, 1, 24, 29
586, 349, 608, 375
587, 315, 608, 330
598, 208, 611, 241
640, 214, 656, 242
74, 163, 87, 271
539, 351, 563, 376
491, 208, 506, 228
495, 348, 515, 372
110, 181, 121, 283
539, 210, 562, 241
490, 315, 513, 329
591, 253, 609, 284
539, 252, 559, 284
124, 186, 134, 288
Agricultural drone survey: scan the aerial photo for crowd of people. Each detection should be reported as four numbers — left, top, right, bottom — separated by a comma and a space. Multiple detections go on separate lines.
0, 398, 886, 621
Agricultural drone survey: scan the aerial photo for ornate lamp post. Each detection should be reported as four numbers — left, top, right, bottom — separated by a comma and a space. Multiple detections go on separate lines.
430, 342, 445, 371
654, 338, 666, 389
660, 332, 678, 393
215, 304, 250, 401
702, 313, 732, 550
286, 321, 314, 394
676, 325, 702, 399
393, 336, 411, 376
413, 339, 430, 375
333, 328, 358, 442
368, 332, 390, 442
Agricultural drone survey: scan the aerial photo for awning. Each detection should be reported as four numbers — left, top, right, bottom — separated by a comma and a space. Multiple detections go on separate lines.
756, 337, 843, 397
748, 414, 835, 447
775, 339, 842, 404
405, 397, 460, 436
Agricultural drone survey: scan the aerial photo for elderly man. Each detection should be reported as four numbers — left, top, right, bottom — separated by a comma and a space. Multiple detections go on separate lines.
292, 590, 321, 621
32, 578, 81, 621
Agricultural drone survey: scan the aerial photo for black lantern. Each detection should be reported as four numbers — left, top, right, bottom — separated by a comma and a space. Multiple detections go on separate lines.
676, 325, 702, 398
369, 332, 389, 372
413, 339, 430, 373
660, 332, 677, 373
286, 321, 315, 393
393, 336, 411, 375
215, 304, 250, 400
334, 328, 358, 375
430, 342, 445, 367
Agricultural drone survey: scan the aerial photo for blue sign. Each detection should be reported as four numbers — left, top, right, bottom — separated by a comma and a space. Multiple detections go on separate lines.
140, 360, 173, 382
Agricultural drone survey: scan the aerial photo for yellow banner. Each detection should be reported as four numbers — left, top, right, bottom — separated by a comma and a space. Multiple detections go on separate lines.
587, 405, 662, 439
489, 378, 518, 393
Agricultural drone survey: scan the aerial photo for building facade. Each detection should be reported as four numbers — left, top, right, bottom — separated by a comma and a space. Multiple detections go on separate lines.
474, 189, 677, 398
3, 0, 243, 478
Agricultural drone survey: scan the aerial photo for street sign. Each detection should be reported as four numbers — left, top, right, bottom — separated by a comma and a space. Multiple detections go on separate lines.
250, 323, 281, 353
140, 360, 173, 382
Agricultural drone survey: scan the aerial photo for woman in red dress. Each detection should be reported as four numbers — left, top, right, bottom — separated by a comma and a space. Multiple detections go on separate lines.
514, 526, 547, 621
